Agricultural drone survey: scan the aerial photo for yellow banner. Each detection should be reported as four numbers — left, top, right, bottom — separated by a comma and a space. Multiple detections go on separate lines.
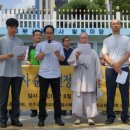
8, 66, 130, 111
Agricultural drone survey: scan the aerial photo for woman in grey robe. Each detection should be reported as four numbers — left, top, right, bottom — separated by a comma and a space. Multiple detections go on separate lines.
68, 33, 102, 125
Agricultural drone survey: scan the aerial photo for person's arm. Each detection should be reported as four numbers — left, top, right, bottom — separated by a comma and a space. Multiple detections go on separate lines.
109, 39, 130, 72
0, 54, 14, 61
55, 51, 65, 61
55, 43, 65, 62
103, 52, 122, 73
67, 49, 80, 66
114, 52, 130, 68
102, 39, 117, 67
35, 52, 45, 61
103, 53, 114, 66
35, 43, 45, 61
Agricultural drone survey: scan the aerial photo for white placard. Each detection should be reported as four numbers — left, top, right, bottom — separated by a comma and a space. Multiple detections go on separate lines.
12, 46, 27, 56
44, 43, 60, 54
116, 71, 128, 84
78, 43, 92, 55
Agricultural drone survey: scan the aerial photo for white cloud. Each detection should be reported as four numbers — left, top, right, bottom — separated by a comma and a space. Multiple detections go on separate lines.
15, 0, 35, 9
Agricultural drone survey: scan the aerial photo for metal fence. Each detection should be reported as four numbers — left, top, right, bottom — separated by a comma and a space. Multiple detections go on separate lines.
0, 9, 130, 28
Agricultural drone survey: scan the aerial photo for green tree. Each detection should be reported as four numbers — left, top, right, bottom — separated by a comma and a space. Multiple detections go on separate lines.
112, 0, 130, 12
59, 0, 130, 14
59, 0, 101, 13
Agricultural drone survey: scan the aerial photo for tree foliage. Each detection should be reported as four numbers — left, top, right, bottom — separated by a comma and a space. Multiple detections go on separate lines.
112, 0, 130, 11
59, 0, 130, 13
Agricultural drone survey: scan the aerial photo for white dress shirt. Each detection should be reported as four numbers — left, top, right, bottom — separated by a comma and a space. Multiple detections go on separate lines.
102, 34, 130, 68
35, 40, 65, 78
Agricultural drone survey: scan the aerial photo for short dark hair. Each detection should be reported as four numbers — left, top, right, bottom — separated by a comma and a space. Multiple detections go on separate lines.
43, 25, 54, 33
6, 18, 19, 27
62, 36, 70, 43
32, 30, 42, 36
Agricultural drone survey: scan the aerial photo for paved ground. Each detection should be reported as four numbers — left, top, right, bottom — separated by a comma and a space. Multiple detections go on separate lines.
1, 111, 130, 130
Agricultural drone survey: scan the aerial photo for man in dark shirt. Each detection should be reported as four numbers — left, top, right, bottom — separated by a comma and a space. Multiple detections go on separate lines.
60, 36, 73, 115
60, 36, 73, 65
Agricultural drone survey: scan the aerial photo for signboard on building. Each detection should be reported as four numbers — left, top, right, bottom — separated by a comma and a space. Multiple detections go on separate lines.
0, 28, 130, 36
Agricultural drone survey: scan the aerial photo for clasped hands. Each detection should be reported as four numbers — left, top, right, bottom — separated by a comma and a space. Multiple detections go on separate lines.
111, 62, 122, 74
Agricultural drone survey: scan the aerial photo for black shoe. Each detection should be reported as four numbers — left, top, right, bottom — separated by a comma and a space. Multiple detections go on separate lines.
30, 111, 37, 117
0, 122, 7, 128
38, 120, 44, 127
61, 110, 67, 115
122, 119, 130, 125
105, 118, 114, 124
11, 121, 23, 127
55, 118, 65, 126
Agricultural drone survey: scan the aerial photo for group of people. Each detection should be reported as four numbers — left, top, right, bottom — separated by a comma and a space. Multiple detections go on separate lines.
0, 18, 130, 128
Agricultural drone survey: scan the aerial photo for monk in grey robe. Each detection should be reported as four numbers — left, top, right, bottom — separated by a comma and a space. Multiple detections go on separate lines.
68, 33, 102, 125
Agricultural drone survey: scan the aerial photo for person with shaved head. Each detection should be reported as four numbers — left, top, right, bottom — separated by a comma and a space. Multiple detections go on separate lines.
68, 32, 102, 125
102, 19, 130, 125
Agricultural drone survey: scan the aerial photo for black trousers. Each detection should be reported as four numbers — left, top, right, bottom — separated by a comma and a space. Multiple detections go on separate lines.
0, 77, 23, 123
38, 76, 61, 121
105, 67, 129, 121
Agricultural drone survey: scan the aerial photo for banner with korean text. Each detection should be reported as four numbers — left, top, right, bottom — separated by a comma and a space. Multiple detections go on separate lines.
7, 66, 130, 111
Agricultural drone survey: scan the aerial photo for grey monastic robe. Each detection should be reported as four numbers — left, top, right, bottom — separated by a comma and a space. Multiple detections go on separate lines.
68, 47, 102, 118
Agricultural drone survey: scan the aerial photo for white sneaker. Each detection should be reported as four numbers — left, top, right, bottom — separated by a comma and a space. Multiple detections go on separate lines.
74, 118, 81, 125
88, 118, 95, 125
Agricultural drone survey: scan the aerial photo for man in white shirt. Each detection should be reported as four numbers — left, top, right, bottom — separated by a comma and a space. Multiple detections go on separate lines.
102, 19, 130, 125
0, 18, 25, 128
35, 25, 65, 127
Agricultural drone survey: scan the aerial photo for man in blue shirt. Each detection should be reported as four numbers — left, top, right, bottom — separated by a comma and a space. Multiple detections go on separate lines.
35, 25, 65, 127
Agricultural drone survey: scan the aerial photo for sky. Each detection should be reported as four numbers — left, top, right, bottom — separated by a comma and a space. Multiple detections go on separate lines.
0, 0, 35, 9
